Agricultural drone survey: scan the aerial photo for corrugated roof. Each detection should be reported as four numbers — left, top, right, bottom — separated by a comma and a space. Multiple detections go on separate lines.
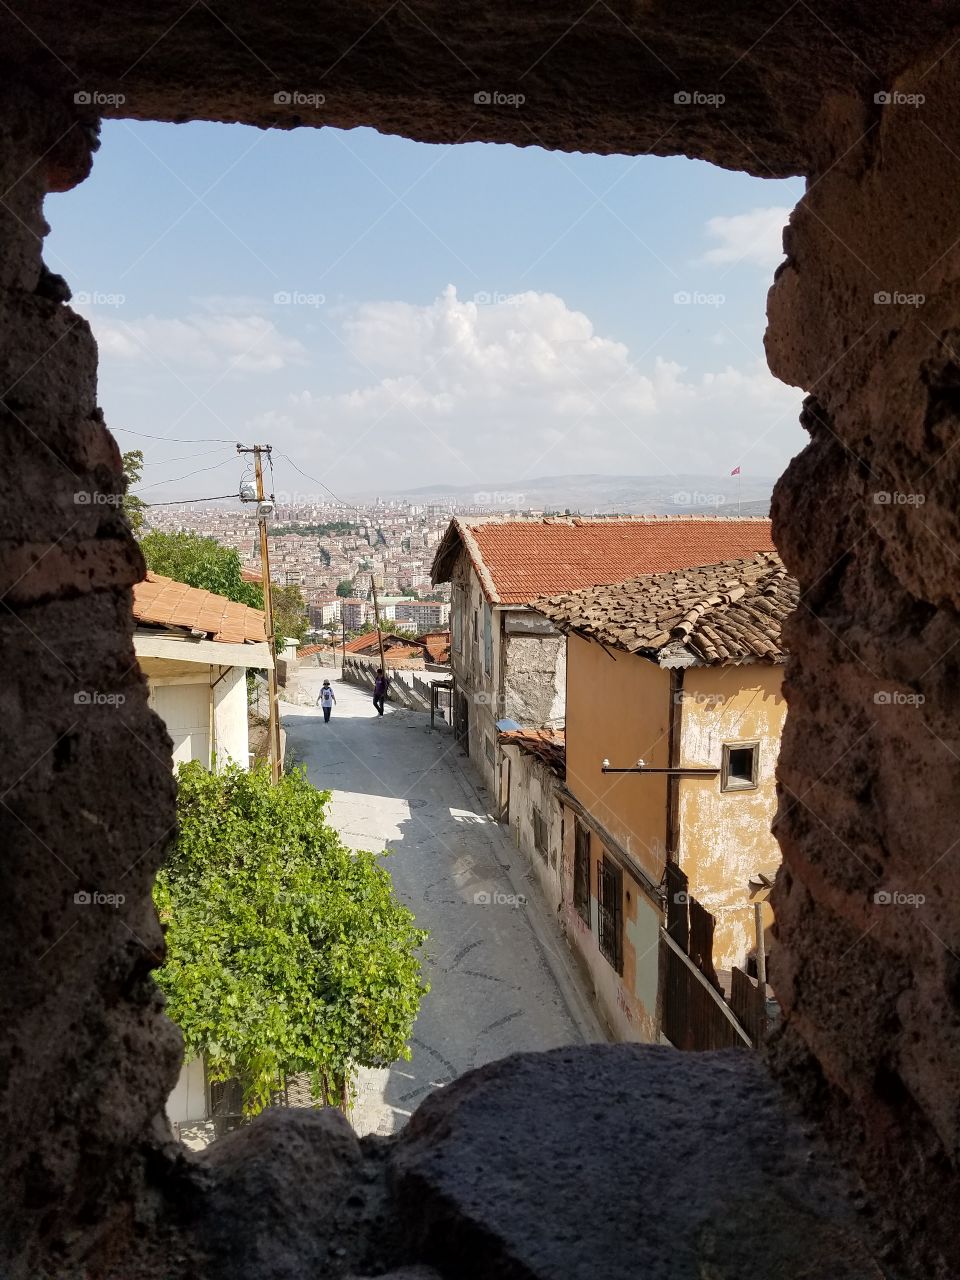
498, 727, 566, 777
133, 572, 267, 645
535, 553, 795, 666
431, 515, 776, 605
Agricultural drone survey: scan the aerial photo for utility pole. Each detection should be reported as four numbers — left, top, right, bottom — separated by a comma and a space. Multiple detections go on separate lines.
237, 443, 282, 784
370, 573, 387, 672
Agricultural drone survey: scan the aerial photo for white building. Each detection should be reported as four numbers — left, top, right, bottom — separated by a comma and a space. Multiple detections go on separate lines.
395, 599, 451, 632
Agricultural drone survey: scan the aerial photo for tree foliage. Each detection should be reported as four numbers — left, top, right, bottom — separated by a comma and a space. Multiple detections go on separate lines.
121, 449, 146, 536
155, 761, 428, 1113
141, 530, 262, 608
336, 580, 354, 598
271, 582, 309, 650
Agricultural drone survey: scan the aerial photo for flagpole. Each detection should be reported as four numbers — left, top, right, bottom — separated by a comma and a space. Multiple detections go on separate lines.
738, 469, 741, 517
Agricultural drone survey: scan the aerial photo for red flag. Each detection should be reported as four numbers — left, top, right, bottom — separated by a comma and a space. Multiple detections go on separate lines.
730, 465, 741, 476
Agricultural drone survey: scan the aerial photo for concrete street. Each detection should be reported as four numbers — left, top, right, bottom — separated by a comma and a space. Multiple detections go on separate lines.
281, 667, 601, 1135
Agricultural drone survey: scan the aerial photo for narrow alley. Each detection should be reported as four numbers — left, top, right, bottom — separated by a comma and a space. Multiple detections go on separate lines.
281, 668, 600, 1135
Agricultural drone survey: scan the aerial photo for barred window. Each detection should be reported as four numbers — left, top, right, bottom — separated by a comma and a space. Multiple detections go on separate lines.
573, 818, 591, 925
597, 855, 623, 974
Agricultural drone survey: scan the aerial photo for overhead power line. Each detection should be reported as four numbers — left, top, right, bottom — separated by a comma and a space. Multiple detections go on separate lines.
114, 428, 240, 445
134, 456, 237, 492
275, 451, 347, 506
142, 493, 238, 507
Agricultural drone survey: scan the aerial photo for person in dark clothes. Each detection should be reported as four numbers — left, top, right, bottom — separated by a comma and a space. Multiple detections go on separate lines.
317, 679, 336, 723
373, 669, 389, 716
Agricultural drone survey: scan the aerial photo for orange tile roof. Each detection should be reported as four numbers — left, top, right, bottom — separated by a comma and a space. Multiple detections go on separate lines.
133, 572, 267, 645
432, 516, 776, 605
421, 630, 451, 664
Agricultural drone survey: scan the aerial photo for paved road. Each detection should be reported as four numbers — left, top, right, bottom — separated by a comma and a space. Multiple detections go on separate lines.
281, 668, 598, 1135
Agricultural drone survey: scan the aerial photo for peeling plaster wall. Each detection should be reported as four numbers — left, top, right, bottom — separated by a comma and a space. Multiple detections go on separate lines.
502, 745, 563, 913
560, 815, 660, 1044
501, 631, 565, 728
678, 665, 784, 971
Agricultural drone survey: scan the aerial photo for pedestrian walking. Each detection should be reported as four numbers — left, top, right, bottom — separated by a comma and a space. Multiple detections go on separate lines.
317, 679, 336, 723
373, 668, 389, 716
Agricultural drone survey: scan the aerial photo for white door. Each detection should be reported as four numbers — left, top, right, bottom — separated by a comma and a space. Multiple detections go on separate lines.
149, 681, 211, 767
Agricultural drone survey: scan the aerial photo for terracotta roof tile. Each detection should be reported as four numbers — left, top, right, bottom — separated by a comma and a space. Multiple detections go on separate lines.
421, 630, 451, 664
431, 515, 776, 604
133, 572, 267, 645
498, 727, 566, 777
535, 553, 796, 666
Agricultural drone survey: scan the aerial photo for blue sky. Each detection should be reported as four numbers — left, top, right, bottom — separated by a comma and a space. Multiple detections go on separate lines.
46, 120, 807, 501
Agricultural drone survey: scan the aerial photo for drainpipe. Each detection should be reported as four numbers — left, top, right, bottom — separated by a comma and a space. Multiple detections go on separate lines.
665, 669, 683, 863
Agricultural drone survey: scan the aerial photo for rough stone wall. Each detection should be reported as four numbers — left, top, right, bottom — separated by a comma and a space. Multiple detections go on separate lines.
766, 38, 960, 1279
3, 6, 960, 1276
0, 86, 182, 1276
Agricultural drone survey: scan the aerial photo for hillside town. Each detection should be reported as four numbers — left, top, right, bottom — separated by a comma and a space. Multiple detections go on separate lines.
140, 504, 792, 1137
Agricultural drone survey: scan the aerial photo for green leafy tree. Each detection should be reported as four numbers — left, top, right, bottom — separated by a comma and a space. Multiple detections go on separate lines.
336, 580, 353, 598
121, 449, 146, 536
155, 761, 428, 1114
272, 583, 309, 650
141, 530, 262, 608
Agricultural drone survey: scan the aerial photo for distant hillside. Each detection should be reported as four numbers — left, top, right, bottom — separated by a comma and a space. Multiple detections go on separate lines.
357, 473, 774, 516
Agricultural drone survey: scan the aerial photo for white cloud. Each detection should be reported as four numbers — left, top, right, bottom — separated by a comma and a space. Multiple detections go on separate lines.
700, 206, 790, 269
281, 285, 802, 483
87, 310, 307, 373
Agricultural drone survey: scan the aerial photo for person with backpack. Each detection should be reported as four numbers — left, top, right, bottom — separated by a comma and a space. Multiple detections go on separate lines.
317, 679, 336, 723
373, 669, 389, 716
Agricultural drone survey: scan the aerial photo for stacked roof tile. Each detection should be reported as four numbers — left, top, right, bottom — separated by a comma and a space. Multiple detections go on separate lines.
132, 572, 267, 645
498, 728, 566, 777
535, 553, 796, 666
431, 515, 776, 605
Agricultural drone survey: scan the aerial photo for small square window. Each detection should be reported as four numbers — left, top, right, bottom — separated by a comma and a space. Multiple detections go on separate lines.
721, 741, 760, 791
